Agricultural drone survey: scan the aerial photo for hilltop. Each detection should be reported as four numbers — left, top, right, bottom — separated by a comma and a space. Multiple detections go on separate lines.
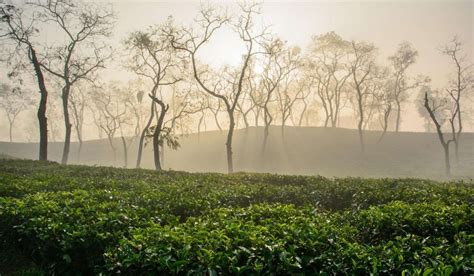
0, 126, 473, 179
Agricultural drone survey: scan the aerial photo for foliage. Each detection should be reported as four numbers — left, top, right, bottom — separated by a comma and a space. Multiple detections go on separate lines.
0, 159, 473, 274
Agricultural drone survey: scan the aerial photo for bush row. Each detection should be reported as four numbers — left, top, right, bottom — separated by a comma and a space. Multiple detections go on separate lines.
105, 202, 473, 275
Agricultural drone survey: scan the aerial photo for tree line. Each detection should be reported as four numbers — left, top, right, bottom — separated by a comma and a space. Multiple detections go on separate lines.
1, 0, 472, 175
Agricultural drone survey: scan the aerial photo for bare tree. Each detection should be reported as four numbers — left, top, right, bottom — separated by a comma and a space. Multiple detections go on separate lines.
166, 3, 268, 173
423, 86, 456, 176
30, 0, 114, 165
441, 36, 473, 164
388, 42, 426, 132
91, 83, 128, 166
0, 83, 32, 142
275, 66, 305, 140
307, 32, 351, 127
374, 77, 395, 142
348, 40, 377, 153
1, 3, 49, 160
258, 39, 299, 154
125, 20, 181, 169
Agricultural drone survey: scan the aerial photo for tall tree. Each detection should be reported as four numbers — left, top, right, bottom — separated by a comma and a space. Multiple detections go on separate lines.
422, 86, 455, 176
33, 0, 114, 165
1, 3, 49, 160
167, 3, 268, 173
308, 32, 351, 127
125, 21, 181, 169
388, 42, 424, 132
91, 82, 128, 166
348, 40, 377, 153
259, 39, 298, 154
441, 37, 473, 164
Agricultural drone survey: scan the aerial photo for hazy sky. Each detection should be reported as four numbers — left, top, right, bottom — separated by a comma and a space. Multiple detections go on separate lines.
0, 0, 472, 141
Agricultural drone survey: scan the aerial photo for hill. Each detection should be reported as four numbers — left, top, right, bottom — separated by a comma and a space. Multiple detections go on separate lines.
0, 126, 473, 179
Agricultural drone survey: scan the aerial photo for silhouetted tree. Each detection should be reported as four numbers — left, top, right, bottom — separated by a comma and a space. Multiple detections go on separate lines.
167, 3, 268, 173
125, 20, 181, 170
348, 40, 377, 153
32, 0, 114, 165
422, 86, 455, 176
441, 36, 473, 164
1, 3, 49, 160
307, 32, 351, 127
259, 38, 298, 154
388, 42, 426, 132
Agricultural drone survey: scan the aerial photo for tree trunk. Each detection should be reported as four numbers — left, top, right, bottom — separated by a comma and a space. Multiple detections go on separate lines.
377, 105, 391, 143
443, 144, 451, 176
152, 103, 167, 171
226, 111, 235, 173
77, 140, 83, 163
30, 47, 48, 161
74, 124, 83, 162
262, 124, 269, 155
395, 100, 401, 132
357, 92, 365, 153
61, 86, 72, 164
298, 101, 307, 127
121, 136, 128, 168
8, 121, 13, 143
136, 101, 156, 168
454, 104, 462, 165
107, 136, 116, 166
262, 107, 272, 155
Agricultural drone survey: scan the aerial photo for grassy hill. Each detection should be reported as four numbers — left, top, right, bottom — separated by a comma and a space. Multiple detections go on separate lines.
0, 126, 473, 179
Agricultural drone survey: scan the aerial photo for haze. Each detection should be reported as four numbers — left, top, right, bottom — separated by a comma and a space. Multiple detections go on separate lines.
0, 0, 472, 178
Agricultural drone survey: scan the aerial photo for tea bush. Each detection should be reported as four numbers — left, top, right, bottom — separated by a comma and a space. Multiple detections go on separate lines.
0, 159, 472, 274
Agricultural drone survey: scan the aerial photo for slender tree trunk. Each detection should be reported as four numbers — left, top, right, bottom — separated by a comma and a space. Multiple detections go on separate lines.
454, 103, 462, 164
262, 124, 269, 155
226, 111, 235, 173
8, 120, 13, 143
107, 136, 116, 166
262, 107, 272, 155
152, 103, 167, 171
214, 112, 222, 131
30, 47, 48, 161
121, 136, 128, 168
395, 100, 401, 132
61, 86, 72, 164
355, 86, 365, 153
443, 144, 451, 177
136, 101, 156, 168
74, 123, 83, 162
298, 101, 307, 127
255, 108, 260, 127
77, 140, 82, 162
377, 105, 391, 143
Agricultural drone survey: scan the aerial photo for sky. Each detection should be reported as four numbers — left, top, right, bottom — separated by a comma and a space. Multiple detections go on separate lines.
0, 0, 473, 141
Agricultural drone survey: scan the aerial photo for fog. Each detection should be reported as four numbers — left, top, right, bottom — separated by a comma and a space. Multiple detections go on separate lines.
0, 0, 472, 178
